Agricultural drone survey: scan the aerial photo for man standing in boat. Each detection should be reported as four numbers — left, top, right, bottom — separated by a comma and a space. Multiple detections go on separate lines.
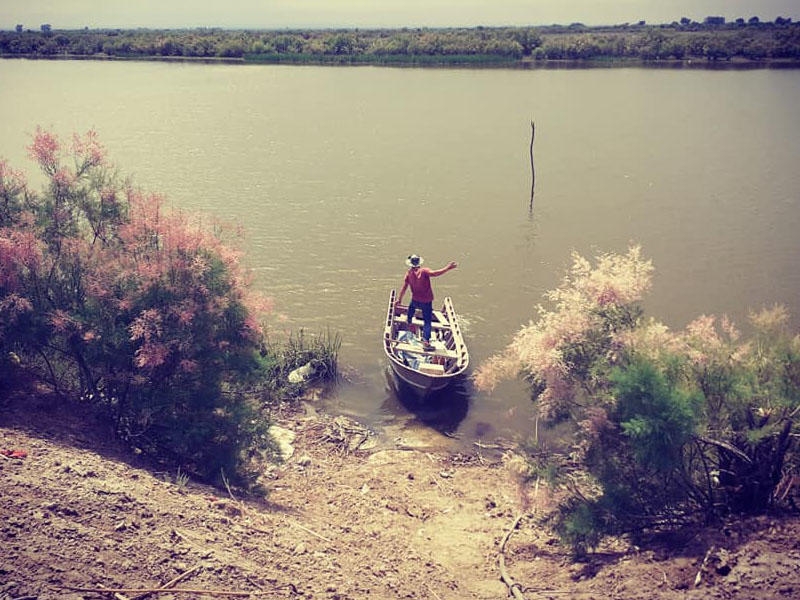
397, 254, 458, 352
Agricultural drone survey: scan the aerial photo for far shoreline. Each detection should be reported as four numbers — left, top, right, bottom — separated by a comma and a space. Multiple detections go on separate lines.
3, 53, 800, 70
3, 21, 799, 69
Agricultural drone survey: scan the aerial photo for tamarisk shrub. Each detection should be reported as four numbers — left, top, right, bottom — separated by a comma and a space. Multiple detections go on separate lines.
474, 246, 653, 419
475, 247, 800, 554
0, 128, 275, 487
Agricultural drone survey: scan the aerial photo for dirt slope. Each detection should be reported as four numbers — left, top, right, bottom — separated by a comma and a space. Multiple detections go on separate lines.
2, 397, 800, 600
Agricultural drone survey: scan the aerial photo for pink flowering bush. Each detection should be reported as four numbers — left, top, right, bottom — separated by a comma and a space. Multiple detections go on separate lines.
476, 247, 800, 553
475, 246, 653, 419
0, 128, 277, 486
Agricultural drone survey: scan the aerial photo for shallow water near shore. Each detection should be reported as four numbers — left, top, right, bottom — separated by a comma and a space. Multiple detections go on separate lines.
1, 59, 799, 445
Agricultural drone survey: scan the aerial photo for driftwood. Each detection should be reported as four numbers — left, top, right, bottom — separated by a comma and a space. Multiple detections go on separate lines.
68, 565, 297, 599
130, 565, 201, 600
289, 519, 333, 543
694, 546, 716, 587
498, 515, 527, 600
424, 583, 444, 600
696, 435, 752, 463
67, 586, 295, 597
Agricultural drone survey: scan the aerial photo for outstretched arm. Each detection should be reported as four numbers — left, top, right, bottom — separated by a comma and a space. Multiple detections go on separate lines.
429, 261, 458, 277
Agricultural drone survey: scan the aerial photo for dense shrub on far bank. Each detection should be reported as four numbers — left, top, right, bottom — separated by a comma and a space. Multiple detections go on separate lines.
0, 129, 336, 488
1, 21, 799, 66
476, 247, 800, 555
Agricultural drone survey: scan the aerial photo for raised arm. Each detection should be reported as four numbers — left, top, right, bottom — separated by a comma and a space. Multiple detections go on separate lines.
429, 261, 458, 277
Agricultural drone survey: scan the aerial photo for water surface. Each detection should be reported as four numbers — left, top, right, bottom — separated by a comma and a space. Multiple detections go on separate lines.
2, 60, 799, 446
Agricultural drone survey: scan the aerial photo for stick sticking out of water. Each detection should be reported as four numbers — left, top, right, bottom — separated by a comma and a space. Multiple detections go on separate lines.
529, 120, 536, 211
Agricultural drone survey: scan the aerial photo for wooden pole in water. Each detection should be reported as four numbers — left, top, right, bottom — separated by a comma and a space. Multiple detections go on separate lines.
529, 120, 536, 209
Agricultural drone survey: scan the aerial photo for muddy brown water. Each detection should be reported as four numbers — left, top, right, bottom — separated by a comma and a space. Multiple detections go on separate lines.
2, 60, 799, 446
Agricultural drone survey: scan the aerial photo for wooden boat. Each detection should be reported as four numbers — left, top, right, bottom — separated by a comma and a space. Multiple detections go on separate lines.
383, 289, 469, 396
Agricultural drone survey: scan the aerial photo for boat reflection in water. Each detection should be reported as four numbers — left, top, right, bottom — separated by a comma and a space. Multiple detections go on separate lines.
384, 364, 472, 438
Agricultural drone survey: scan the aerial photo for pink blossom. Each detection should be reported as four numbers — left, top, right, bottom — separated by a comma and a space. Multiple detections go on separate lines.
537, 381, 575, 421
174, 303, 195, 325
720, 315, 740, 342
71, 130, 106, 168
243, 312, 264, 336
85, 281, 109, 300
0, 293, 33, 317
61, 237, 86, 257
100, 187, 117, 206
189, 254, 210, 278
731, 342, 753, 364
179, 359, 199, 373
615, 318, 683, 359
749, 304, 789, 333
49, 309, 76, 333
474, 246, 654, 410
678, 312, 752, 370
117, 298, 134, 311
134, 342, 169, 369
28, 127, 60, 171
129, 308, 163, 342
244, 292, 273, 319
595, 286, 620, 306
0, 160, 27, 195
0, 229, 42, 288
685, 315, 723, 350
53, 167, 75, 190
473, 353, 516, 391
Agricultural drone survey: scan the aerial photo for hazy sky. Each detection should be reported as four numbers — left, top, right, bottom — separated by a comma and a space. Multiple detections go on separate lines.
2, 1, 798, 30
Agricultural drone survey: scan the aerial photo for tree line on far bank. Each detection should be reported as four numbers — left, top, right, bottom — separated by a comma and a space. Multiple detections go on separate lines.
1, 18, 799, 65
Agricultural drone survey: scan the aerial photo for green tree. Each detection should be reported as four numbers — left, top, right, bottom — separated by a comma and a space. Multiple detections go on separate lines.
512, 28, 542, 56
611, 359, 700, 473
553, 357, 701, 555
327, 33, 357, 55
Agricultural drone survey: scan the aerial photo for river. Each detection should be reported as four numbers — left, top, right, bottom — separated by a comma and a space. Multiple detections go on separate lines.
2, 59, 799, 446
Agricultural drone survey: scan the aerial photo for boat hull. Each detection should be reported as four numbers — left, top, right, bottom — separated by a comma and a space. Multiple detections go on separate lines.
383, 289, 469, 397
389, 360, 453, 394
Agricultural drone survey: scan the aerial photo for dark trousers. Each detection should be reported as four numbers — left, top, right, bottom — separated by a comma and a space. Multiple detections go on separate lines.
407, 300, 433, 342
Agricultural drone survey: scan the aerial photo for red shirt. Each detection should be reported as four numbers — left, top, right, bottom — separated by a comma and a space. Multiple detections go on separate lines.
404, 268, 434, 303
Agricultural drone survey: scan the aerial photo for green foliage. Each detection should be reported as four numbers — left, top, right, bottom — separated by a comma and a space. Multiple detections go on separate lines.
174, 467, 190, 490
553, 498, 604, 559
611, 358, 700, 473
265, 328, 341, 398
548, 358, 702, 552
